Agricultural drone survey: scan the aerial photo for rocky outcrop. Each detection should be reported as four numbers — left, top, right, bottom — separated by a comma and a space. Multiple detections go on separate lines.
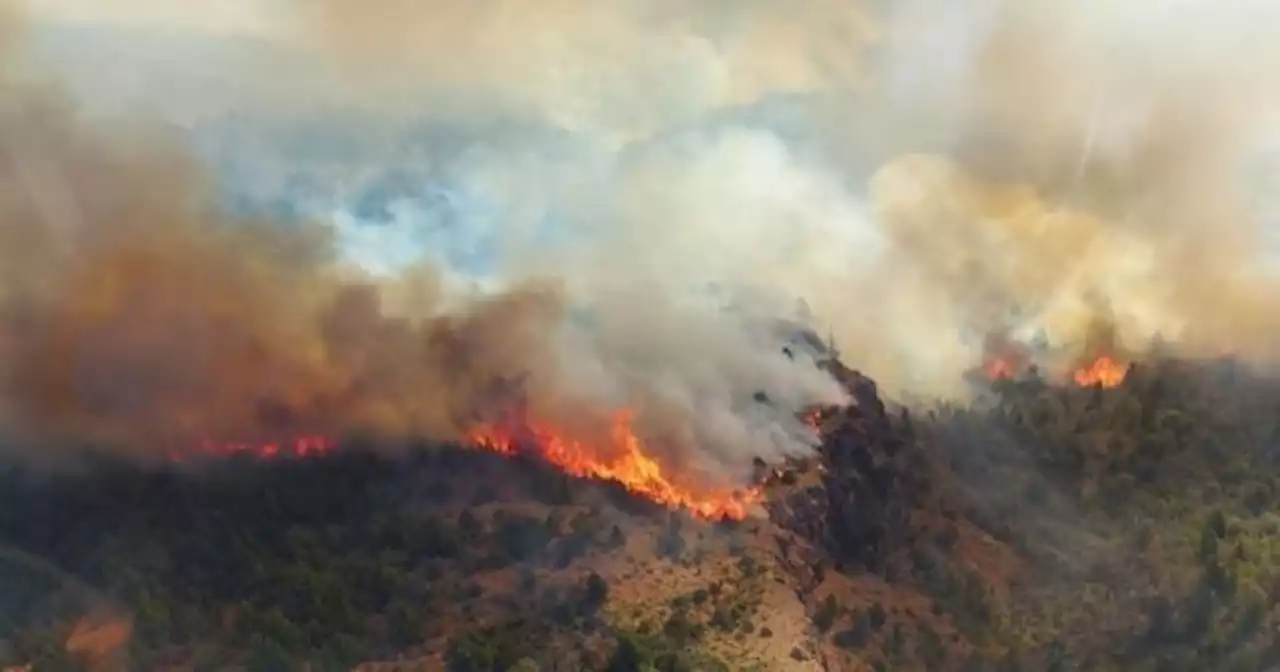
771, 362, 933, 576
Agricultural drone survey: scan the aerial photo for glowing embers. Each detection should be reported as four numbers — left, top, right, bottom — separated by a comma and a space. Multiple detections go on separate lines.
171, 435, 336, 462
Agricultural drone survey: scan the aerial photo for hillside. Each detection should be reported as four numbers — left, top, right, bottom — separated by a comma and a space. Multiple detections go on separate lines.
3, 354, 1280, 670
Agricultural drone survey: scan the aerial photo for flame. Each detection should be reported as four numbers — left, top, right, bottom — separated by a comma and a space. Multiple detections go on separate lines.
163, 414, 766, 520
1072, 355, 1128, 388
984, 358, 1017, 380
171, 435, 336, 462
468, 411, 763, 521
978, 332, 1034, 382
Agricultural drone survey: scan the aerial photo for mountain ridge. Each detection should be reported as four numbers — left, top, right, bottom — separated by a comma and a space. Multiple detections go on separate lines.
3, 354, 1280, 670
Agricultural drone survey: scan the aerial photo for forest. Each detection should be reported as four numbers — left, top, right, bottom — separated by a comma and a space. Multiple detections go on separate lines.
2, 354, 1280, 670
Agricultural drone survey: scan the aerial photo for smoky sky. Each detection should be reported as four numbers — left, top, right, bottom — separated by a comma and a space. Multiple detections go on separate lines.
6, 0, 1280, 481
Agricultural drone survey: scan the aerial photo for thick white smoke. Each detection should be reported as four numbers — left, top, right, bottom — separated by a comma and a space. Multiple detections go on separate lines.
10, 0, 1280, 483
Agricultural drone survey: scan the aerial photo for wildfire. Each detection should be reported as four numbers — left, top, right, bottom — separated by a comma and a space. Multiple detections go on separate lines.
984, 358, 1017, 381
1072, 355, 1128, 388
167, 357, 1125, 518
978, 332, 1034, 383
801, 407, 827, 430
171, 435, 336, 462
468, 412, 764, 521
165, 414, 765, 520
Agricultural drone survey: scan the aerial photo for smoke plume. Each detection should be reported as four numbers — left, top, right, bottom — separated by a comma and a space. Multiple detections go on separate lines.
267, 0, 1280, 398
8, 0, 1280, 482
848, 1, 1280, 383
0, 0, 848, 486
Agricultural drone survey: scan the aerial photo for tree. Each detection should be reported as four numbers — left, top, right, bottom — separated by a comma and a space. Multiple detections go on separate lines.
387, 602, 425, 648
1199, 521, 1220, 563
662, 611, 695, 646
417, 518, 462, 559
496, 515, 553, 564
448, 631, 525, 672
458, 509, 483, 541
656, 523, 686, 560
868, 602, 888, 630
1208, 511, 1228, 539
519, 567, 539, 594
608, 525, 626, 549
833, 612, 871, 650
246, 640, 293, 672
918, 625, 946, 668
607, 635, 646, 672
814, 594, 839, 633
583, 572, 610, 613
935, 525, 960, 550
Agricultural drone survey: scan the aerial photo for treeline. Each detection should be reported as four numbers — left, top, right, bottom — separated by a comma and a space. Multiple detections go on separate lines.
919, 356, 1280, 668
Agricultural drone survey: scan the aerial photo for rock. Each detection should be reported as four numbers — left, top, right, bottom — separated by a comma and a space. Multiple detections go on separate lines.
770, 362, 931, 574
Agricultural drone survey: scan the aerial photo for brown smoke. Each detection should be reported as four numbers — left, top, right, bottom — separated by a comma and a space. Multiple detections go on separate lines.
0, 5, 572, 461
20, 0, 1280, 464
293, 0, 876, 138
0, 2, 846, 478
793, 0, 1280, 398
284, 0, 1280, 399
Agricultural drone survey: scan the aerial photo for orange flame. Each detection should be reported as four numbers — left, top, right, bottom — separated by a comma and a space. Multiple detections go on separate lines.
171, 435, 336, 462
468, 412, 763, 521
801, 407, 826, 430
984, 358, 1017, 381
979, 332, 1033, 382
1072, 356, 1128, 388
168, 415, 765, 520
